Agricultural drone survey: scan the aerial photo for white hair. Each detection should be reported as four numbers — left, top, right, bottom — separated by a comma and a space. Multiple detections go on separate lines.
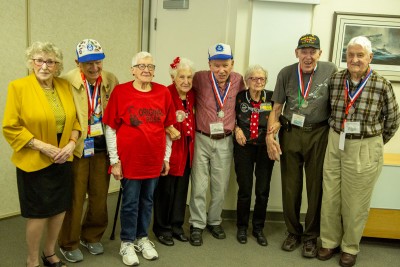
244, 64, 268, 81
131, 51, 153, 67
347, 36, 372, 54
169, 57, 195, 79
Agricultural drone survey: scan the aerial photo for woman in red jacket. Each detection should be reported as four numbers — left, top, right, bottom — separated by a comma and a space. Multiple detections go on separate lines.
153, 57, 196, 246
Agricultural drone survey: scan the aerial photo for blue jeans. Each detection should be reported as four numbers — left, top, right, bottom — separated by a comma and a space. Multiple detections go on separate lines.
120, 178, 159, 242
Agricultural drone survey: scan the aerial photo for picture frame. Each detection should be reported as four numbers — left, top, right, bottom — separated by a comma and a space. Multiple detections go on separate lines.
331, 12, 400, 82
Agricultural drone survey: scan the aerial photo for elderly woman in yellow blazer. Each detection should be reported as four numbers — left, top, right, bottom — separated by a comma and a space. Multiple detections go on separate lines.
2, 41, 81, 267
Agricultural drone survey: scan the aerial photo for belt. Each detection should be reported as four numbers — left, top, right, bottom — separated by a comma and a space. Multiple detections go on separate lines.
291, 121, 328, 132
333, 129, 381, 139
196, 130, 232, 140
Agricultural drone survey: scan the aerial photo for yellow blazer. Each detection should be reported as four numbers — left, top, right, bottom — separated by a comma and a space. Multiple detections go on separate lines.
2, 73, 81, 172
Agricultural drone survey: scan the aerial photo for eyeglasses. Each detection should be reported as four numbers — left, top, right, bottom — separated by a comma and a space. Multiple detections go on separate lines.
249, 77, 266, 82
32, 58, 59, 67
133, 64, 156, 71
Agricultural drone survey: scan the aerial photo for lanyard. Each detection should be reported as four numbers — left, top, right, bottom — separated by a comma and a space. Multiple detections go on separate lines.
81, 72, 102, 134
341, 68, 372, 130
245, 90, 266, 106
210, 72, 231, 112
297, 63, 317, 108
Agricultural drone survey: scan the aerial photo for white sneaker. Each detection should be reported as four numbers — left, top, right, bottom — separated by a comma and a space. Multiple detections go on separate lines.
137, 237, 158, 260
119, 241, 139, 266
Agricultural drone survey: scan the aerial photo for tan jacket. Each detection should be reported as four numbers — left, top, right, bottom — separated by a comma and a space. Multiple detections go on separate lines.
62, 68, 119, 157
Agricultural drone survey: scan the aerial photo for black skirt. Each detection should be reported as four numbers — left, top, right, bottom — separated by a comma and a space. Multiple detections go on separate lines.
16, 162, 73, 218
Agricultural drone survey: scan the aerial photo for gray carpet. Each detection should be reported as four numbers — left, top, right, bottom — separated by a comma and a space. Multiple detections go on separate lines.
1, 192, 399, 267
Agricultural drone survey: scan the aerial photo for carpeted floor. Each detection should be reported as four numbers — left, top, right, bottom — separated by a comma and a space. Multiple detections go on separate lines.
1, 192, 399, 267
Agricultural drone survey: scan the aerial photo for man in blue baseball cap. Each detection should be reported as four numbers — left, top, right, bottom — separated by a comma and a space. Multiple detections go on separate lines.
59, 39, 119, 263
188, 43, 245, 246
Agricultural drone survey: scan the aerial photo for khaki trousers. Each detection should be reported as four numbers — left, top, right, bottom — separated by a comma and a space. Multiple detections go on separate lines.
320, 129, 383, 254
189, 133, 233, 229
59, 152, 110, 250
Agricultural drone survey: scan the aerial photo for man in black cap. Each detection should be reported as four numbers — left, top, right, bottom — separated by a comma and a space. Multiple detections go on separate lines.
266, 34, 337, 258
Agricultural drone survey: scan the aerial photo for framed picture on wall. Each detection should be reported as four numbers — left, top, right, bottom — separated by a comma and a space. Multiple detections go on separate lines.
331, 12, 400, 82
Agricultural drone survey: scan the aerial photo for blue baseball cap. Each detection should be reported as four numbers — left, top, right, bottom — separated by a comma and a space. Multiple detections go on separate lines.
208, 43, 233, 60
76, 39, 105, 63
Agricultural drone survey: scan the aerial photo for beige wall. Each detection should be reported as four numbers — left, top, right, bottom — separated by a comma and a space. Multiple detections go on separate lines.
0, 0, 27, 218
0, 0, 142, 218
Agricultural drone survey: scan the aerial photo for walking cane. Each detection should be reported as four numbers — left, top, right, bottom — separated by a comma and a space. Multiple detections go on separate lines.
110, 185, 122, 240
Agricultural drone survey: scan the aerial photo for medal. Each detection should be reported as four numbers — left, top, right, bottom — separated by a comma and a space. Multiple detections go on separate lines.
348, 106, 355, 115
176, 110, 186, 122
301, 100, 308, 108
90, 116, 95, 124
210, 72, 230, 120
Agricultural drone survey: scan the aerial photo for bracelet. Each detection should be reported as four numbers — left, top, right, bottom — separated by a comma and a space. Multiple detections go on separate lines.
27, 138, 34, 148
69, 137, 77, 143
111, 160, 120, 166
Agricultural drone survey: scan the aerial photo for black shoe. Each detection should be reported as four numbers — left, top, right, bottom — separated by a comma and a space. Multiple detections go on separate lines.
157, 235, 174, 246
42, 252, 66, 267
190, 226, 203, 246
173, 232, 189, 242
237, 229, 247, 244
252, 231, 268, 246
206, 224, 226, 239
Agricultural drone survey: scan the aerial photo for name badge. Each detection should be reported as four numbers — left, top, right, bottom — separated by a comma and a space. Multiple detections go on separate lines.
344, 121, 360, 134
83, 138, 95, 158
90, 123, 104, 137
210, 122, 224, 135
291, 113, 305, 127
261, 103, 272, 111
339, 131, 346, 151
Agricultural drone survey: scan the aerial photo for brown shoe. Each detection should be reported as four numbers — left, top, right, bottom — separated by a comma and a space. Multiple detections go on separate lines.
317, 247, 340, 261
302, 239, 317, 258
281, 233, 301, 251
339, 252, 357, 267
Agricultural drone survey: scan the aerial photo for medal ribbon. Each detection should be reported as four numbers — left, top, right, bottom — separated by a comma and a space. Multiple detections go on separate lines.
297, 63, 317, 107
341, 68, 372, 130
81, 72, 102, 135
210, 72, 231, 113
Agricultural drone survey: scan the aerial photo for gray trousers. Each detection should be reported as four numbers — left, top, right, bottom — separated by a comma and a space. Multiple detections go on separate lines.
189, 133, 233, 229
279, 125, 329, 241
